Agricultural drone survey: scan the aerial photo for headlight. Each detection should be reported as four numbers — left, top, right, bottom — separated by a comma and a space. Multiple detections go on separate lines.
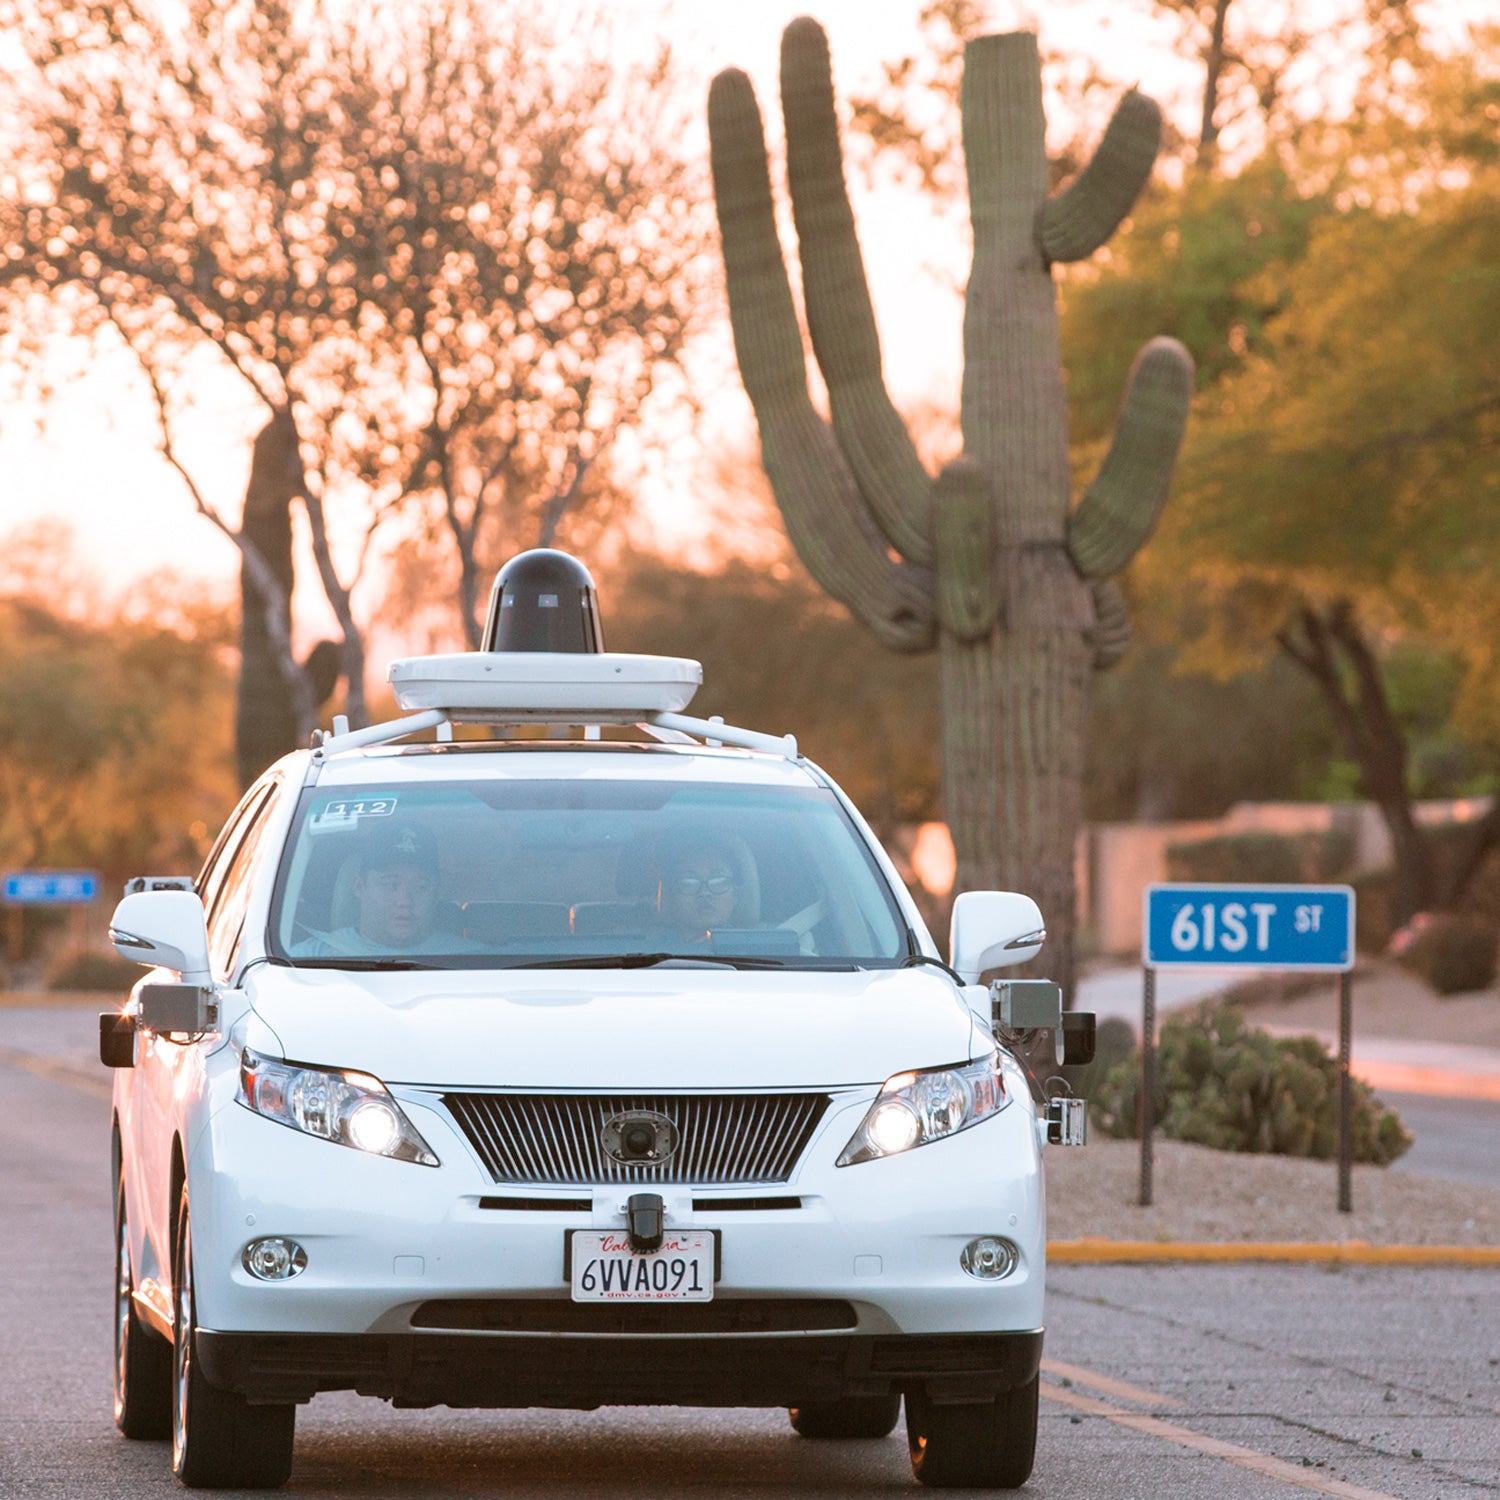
238, 1049, 439, 1166
837, 1053, 1008, 1166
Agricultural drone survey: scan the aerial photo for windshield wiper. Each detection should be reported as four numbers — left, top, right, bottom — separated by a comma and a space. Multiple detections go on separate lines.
509, 952, 733, 971
292, 957, 445, 971
506, 952, 825, 971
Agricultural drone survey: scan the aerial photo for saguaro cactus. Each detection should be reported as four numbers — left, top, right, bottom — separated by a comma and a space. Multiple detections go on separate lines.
708, 19, 1194, 999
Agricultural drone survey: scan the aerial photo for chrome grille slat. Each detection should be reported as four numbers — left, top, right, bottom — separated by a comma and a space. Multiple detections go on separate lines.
443, 1092, 830, 1186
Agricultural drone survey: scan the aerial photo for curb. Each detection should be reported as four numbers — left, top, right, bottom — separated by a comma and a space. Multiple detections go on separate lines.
1048, 1239, 1500, 1265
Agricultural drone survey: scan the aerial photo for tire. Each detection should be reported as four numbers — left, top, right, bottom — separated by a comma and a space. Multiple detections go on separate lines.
171, 1185, 295, 1489
789, 1394, 902, 1439
906, 1375, 1038, 1489
114, 1178, 172, 1439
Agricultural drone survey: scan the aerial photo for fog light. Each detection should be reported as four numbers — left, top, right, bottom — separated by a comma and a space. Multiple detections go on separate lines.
960, 1236, 1018, 1281
243, 1238, 308, 1282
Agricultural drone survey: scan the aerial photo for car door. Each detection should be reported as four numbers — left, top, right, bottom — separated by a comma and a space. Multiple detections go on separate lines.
132, 780, 281, 1299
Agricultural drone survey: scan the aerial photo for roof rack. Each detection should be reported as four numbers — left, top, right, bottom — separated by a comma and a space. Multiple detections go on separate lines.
310, 709, 800, 762
308, 649, 801, 762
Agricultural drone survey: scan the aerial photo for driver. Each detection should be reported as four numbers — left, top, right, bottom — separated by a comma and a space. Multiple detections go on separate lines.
300, 821, 474, 956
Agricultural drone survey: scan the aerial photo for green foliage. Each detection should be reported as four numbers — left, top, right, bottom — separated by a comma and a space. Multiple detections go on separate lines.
1391, 912, 1498, 995
1091, 1002, 1412, 1165
1063, 162, 1334, 446
1166, 829, 1354, 886
1085, 645, 1340, 819
0, 530, 238, 885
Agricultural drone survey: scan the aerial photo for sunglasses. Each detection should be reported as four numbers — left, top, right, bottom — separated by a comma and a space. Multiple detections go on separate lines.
675, 873, 734, 896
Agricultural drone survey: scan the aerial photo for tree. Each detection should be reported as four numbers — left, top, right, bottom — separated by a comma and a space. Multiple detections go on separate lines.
709, 19, 1193, 999
0, 0, 706, 722
0, 527, 238, 886
1127, 38, 1500, 921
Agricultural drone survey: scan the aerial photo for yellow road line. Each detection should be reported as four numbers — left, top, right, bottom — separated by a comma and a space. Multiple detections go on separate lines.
0, 1045, 112, 1101
1041, 1380, 1404, 1500
1041, 1355, 1182, 1407
1049, 1239, 1500, 1265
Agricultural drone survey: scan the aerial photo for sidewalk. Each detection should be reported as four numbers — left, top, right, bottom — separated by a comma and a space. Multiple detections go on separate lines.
1076, 964, 1500, 1103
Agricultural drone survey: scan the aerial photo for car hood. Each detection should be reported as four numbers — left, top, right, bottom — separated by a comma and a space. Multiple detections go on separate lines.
242, 965, 981, 1090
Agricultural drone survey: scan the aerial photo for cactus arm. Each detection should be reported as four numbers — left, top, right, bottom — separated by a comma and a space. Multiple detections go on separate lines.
961, 33, 1070, 544
1087, 577, 1132, 670
933, 457, 998, 640
1067, 336, 1194, 578
1036, 90, 1162, 266
779, 18, 934, 567
709, 69, 935, 650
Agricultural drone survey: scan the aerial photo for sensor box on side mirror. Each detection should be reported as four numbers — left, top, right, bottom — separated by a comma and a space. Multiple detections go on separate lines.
138, 983, 217, 1034
990, 979, 1062, 1031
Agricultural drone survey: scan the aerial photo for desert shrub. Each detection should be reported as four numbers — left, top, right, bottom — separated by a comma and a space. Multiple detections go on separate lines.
45, 946, 142, 993
1165, 829, 1354, 886
1090, 1001, 1411, 1165
1390, 913, 1498, 995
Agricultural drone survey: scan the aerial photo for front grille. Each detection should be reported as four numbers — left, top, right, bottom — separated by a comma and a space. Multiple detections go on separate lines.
410, 1298, 858, 1334
443, 1091, 830, 1185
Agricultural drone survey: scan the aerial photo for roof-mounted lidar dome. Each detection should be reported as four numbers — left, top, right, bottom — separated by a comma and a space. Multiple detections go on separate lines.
481, 549, 604, 654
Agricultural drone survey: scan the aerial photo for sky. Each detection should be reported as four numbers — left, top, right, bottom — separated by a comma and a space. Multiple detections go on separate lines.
0, 0, 1478, 640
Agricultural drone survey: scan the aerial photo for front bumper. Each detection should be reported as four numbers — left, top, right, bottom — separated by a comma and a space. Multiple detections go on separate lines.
189, 1076, 1049, 1397
196, 1327, 1045, 1409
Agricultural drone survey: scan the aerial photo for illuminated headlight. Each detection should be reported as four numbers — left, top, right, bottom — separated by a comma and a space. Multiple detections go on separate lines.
238, 1049, 439, 1166
837, 1053, 1008, 1166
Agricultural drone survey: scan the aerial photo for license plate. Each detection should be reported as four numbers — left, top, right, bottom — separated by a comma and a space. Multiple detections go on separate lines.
569, 1230, 714, 1302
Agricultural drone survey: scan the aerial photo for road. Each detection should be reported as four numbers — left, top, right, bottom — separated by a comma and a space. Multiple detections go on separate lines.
2, 1011, 1497, 1499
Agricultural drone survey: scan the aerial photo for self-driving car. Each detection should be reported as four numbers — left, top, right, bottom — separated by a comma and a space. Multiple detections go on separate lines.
101, 551, 1091, 1490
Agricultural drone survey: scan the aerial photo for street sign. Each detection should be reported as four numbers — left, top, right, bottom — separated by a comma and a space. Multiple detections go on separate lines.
2, 870, 100, 905
1144, 883, 1355, 971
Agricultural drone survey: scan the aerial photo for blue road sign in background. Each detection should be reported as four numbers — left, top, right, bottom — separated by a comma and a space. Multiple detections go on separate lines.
1145, 883, 1355, 971
2, 870, 100, 905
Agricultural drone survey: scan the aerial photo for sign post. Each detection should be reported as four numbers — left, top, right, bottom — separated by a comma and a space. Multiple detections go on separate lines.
1141, 883, 1357, 1212
1, 869, 102, 964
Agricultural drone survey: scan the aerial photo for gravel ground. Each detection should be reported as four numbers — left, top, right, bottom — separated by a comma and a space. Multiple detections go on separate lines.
1047, 1136, 1500, 1245
1046, 959, 1500, 1246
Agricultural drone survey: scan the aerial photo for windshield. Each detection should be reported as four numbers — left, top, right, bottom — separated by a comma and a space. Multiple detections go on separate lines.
268, 777, 909, 969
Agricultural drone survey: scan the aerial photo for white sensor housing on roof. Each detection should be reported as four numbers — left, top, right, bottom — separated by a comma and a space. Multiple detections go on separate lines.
387, 652, 703, 721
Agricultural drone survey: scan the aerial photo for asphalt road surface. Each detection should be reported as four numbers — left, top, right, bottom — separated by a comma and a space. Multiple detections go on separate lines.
2, 1017, 1496, 1499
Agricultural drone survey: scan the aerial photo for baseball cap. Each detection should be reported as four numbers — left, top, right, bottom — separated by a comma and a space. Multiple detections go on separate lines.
359, 820, 439, 874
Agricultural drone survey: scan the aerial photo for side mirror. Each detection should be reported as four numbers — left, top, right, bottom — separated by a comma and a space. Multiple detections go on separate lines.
109, 890, 211, 982
949, 891, 1046, 983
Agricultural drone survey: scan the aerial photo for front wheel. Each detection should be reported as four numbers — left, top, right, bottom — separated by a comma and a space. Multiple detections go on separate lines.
906, 1376, 1038, 1488
114, 1177, 171, 1439
171, 1185, 295, 1489
789, 1394, 901, 1439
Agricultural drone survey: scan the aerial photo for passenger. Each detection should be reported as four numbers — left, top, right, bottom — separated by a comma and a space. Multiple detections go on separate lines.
662, 837, 742, 946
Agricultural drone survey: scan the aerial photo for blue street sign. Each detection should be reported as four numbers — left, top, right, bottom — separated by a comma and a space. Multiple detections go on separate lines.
2, 870, 100, 905
1144, 883, 1355, 971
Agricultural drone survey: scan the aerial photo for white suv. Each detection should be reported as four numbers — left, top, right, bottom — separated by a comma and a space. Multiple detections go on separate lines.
102, 619, 1088, 1491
